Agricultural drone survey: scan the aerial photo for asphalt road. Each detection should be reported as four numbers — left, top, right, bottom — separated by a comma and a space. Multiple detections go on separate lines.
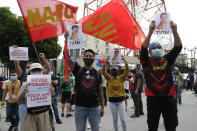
0, 90, 197, 131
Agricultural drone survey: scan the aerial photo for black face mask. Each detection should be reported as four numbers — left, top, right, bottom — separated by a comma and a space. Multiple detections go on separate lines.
111, 69, 119, 77
83, 58, 94, 66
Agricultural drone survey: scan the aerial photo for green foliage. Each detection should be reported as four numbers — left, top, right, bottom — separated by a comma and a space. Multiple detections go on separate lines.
0, 7, 62, 63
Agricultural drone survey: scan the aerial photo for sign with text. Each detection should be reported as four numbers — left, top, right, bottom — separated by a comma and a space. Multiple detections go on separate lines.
9, 47, 29, 61
26, 75, 51, 108
109, 50, 121, 65
67, 24, 84, 49
154, 12, 172, 35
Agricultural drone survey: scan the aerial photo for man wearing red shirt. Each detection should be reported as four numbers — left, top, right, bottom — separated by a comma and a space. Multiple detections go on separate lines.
140, 21, 182, 131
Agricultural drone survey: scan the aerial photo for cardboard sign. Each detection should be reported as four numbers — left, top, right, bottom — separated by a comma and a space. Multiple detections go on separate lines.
109, 50, 121, 65
154, 12, 172, 35
67, 24, 84, 49
26, 75, 51, 108
9, 47, 29, 61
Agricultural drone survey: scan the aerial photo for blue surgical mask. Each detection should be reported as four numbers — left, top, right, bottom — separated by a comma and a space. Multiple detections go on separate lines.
152, 49, 163, 58
10, 76, 17, 81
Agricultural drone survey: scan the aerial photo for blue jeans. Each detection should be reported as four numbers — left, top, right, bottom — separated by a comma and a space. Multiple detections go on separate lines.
52, 96, 60, 120
174, 86, 182, 104
7, 103, 19, 127
75, 106, 101, 131
6, 100, 8, 119
19, 104, 27, 131
109, 101, 127, 131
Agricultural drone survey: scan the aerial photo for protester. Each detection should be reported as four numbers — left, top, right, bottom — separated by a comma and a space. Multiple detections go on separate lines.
2, 79, 9, 122
140, 21, 182, 131
124, 77, 130, 111
1, 70, 21, 131
102, 75, 108, 106
194, 70, 197, 95
14, 52, 52, 131
60, 74, 74, 118
130, 64, 144, 118
101, 56, 129, 131
68, 48, 104, 131
17, 63, 52, 131
51, 77, 62, 124
177, 68, 184, 104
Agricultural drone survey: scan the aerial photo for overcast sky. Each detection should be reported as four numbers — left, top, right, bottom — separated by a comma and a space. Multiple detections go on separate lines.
0, 0, 197, 56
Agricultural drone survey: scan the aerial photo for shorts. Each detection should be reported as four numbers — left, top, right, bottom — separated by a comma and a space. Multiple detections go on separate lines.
61, 91, 72, 104
70, 94, 76, 105
125, 89, 129, 99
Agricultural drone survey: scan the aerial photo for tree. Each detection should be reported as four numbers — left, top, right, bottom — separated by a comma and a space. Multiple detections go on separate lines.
0, 7, 62, 66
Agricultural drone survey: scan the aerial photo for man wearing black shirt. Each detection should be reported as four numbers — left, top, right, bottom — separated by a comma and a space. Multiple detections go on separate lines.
130, 64, 144, 118
140, 21, 182, 131
68, 49, 104, 131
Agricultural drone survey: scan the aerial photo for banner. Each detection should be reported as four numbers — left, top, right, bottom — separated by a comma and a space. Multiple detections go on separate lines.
154, 12, 171, 35
110, 50, 121, 65
26, 75, 51, 108
82, 0, 136, 49
17, 0, 78, 42
9, 47, 29, 61
67, 24, 84, 49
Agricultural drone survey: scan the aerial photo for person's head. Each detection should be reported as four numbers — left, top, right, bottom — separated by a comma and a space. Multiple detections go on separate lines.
68, 70, 73, 77
114, 50, 119, 57
29, 63, 43, 75
160, 13, 168, 23
72, 25, 79, 34
110, 65, 120, 77
135, 64, 141, 71
26, 62, 33, 73
10, 70, 17, 81
149, 42, 163, 58
83, 49, 95, 67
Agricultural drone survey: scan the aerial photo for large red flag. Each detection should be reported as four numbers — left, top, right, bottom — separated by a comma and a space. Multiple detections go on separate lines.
82, 0, 136, 49
17, 0, 78, 42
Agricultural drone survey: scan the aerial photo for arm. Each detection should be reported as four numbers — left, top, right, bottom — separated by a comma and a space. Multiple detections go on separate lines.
14, 60, 23, 78
98, 81, 104, 117
166, 22, 182, 64
101, 57, 110, 80
17, 84, 28, 104
1, 86, 8, 106
40, 53, 52, 74
142, 21, 155, 49
68, 57, 75, 71
134, 76, 142, 95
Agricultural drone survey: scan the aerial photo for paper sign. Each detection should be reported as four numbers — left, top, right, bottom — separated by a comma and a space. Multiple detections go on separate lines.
26, 75, 51, 108
67, 24, 84, 49
9, 47, 29, 61
110, 50, 121, 65
154, 12, 171, 35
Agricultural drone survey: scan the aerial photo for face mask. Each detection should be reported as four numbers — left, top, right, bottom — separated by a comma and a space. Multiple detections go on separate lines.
10, 76, 17, 81
151, 49, 163, 58
83, 58, 94, 66
30, 71, 42, 75
48, 71, 53, 76
26, 69, 30, 74
111, 69, 119, 77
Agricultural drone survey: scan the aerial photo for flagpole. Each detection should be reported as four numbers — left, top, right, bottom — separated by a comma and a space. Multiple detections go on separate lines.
32, 42, 42, 64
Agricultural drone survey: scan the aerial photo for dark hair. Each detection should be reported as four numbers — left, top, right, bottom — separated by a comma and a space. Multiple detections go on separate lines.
114, 50, 119, 54
10, 70, 16, 74
84, 49, 95, 56
160, 13, 167, 18
72, 25, 79, 30
26, 62, 33, 65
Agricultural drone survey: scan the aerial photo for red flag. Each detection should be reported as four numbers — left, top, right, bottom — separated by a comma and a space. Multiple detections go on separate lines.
64, 41, 69, 82
17, 0, 78, 42
82, 0, 136, 49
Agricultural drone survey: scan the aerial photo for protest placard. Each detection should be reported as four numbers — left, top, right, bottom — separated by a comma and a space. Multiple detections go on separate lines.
9, 47, 29, 61
67, 24, 84, 49
110, 50, 121, 65
154, 12, 172, 35
26, 75, 51, 108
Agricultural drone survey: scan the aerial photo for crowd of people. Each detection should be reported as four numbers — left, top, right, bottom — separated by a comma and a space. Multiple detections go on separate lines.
0, 21, 197, 131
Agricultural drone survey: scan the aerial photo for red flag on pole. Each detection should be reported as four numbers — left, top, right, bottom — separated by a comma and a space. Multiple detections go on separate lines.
17, 0, 78, 42
64, 41, 69, 82
82, 0, 136, 49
